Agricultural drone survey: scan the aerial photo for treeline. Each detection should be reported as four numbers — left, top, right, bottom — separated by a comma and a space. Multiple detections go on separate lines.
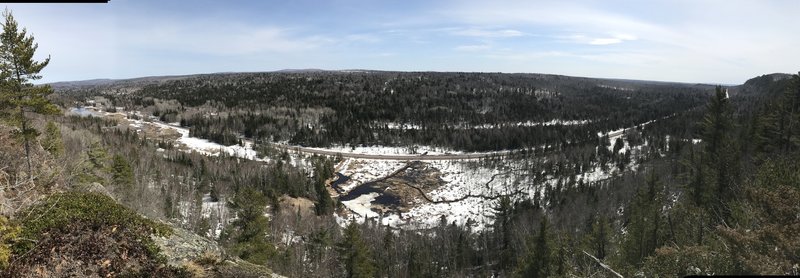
46, 71, 800, 277
264, 74, 800, 277
59, 71, 712, 151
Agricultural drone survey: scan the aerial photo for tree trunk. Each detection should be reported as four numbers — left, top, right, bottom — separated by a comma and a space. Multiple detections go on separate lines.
20, 106, 32, 181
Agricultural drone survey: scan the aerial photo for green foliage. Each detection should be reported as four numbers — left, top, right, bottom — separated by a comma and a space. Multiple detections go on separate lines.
0, 9, 59, 176
697, 86, 739, 220
716, 158, 800, 274
0, 216, 20, 270
338, 222, 375, 278
492, 196, 514, 271
588, 216, 611, 261
13, 192, 172, 255
619, 170, 666, 269
111, 154, 134, 188
224, 187, 275, 265
312, 156, 335, 215
75, 140, 109, 185
753, 72, 800, 154
641, 245, 735, 277
516, 217, 552, 278
41, 121, 64, 157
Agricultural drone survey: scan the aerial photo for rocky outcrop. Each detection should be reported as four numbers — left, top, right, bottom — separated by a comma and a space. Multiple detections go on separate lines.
152, 226, 285, 278
151, 227, 224, 268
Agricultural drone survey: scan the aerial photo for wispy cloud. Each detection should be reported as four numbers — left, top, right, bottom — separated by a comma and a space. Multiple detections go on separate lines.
8, 0, 800, 84
451, 28, 524, 38
124, 23, 331, 55
344, 34, 382, 43
455, 44, 492, 51
588, 34, 637, 45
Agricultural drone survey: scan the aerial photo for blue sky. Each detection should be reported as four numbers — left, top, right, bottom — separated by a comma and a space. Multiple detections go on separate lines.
7, 0, 799, 84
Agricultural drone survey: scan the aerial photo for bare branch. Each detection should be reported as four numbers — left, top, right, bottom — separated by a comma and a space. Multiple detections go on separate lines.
582, 250, 624, 278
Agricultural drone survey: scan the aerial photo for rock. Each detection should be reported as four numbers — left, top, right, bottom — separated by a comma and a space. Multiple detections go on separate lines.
75, 182, 114, 198
151, 226, 224, 268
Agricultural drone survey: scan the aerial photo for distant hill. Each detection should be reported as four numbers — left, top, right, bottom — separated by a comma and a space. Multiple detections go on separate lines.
48, 69, 732, 91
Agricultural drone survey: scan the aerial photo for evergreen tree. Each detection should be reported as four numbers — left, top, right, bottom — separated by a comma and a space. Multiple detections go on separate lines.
590, 216, 611, 261
699, 86, 738, 222
492, 196, 514, 271
0, 10, 59, 178
338, 222, 375, 278
516, 217, 552, 278
41, 121, 63, 157
620, 170, 665, 268
110, 154, 134, 188
312, 157, 335, 215
225, 187, 275, 265
75, 141, 108, 185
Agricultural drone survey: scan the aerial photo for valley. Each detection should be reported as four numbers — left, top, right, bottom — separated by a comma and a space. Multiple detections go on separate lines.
1, 2, 798, 277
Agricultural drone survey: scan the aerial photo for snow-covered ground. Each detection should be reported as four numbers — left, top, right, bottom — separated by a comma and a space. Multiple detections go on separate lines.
304, 144, 465, 157
70, 107, 268, 162
335, 158, 526, 231
390, 160, 528, 231
598, 84, 634, 91
336, 132, 651, 232
200, 194, 229, 238
335, 159, 407, 192
70, 106, 656, 233
373, 119, 591, 131
149, 121, 264, 161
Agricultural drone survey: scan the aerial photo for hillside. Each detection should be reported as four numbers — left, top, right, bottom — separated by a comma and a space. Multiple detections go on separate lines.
0, 70, 782, 276
1, 0, 798, 276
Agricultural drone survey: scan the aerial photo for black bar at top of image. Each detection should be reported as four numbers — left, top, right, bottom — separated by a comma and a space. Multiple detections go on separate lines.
0, 0, 109, 3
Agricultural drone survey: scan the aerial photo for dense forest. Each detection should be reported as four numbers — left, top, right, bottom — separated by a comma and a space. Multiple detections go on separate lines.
54, 71, 711, 152
2, 67, 799, 276
0, 4, 797, 277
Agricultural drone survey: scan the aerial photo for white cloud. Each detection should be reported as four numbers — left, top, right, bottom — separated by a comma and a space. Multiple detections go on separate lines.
123, 23, 330, 55
455, 44, 491, 51
345, 34, 382, 43
589, 38, 623, 45
440, 0, 800, 83
451, 28, 524, 38
588, 34, 637, 45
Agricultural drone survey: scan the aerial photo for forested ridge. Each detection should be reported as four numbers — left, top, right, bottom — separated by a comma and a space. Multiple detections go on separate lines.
2, 66, 798, 276
1, 4, 797, 277
31, 71, 798, 277
55, 71, 711, 151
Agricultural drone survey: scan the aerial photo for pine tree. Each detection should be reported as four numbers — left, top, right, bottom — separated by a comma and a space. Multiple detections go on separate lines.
492, 196, 514, 271
225, 187, 275, 265
621, 170, 665, 268
516, 217, 552, 278
312, 157, 335, 215
75, 141, 108, 185
699, 86, 738, 222
110, 154, 135, 203
111, 154, 134, 188
41, 121, 63, 157
338, 222, 375, 278
590, 216, 611, 261
0, 9, 59, 179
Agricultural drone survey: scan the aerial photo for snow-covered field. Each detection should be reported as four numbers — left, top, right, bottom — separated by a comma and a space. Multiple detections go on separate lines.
149, 121, 264, 161
335, 124, 653, 231
386, 160, 529, 231
70, 107, 268, 161
334, 158, 528, 231
335, 159, 407, 192
304, 144, 464, 157
373, 119, 591, 131
70, 106, 657, 233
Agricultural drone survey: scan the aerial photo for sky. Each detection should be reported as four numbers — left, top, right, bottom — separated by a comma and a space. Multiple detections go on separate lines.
6, 0, 800, 84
